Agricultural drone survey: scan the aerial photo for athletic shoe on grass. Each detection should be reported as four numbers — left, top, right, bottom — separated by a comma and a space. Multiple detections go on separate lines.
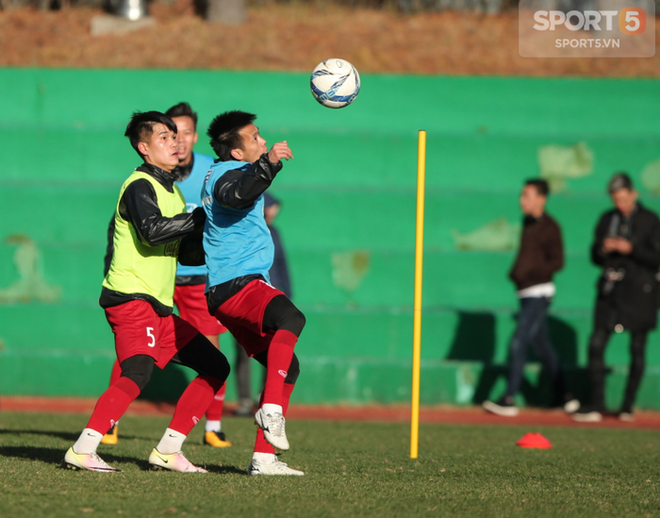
203, 431, 232, 448
100, 425, 118, 445
64, 447, 121, 472
483, 396, 519, 417
148, 448, 207, 473
247, 458, 304, 476
254, 408, 289, 451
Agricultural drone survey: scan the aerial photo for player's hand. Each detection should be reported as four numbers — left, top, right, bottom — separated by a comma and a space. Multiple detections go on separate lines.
602, 238, 619, 253
615, 238, 633, 255
268, 141, 294, 163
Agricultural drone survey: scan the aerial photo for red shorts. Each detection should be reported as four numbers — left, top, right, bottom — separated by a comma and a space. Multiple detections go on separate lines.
213, 279, 284, 357
174, 283, 227, 336
105, 300, 200, 369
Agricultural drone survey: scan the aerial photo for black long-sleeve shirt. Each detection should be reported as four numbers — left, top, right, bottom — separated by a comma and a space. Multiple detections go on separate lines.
213, 153, 282, 209
591, 203, 660, 271
100, 163, 205, 315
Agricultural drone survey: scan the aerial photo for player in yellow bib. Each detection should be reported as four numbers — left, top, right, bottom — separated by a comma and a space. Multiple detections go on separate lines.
64, 111, 230, 473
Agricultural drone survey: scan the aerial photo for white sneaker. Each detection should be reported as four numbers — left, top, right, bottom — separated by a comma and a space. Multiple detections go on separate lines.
483, 399, 519, 417
572, 410, 603, 423
247, 458, 304, 476
64, 447, 121, 472
254, 408, 289, 451
148, 448, 207, 473
563, 399, 581, 414
619, 412, 635, 422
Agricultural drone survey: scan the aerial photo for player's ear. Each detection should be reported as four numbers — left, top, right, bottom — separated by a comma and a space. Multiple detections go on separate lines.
230, 148, 243, 161
193, 132, 199, 145
137, 141, 149, 157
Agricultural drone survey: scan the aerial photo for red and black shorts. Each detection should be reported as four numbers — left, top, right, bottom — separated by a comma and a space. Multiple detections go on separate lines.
213, 279, 285, 357
105, 300, 200, 369
174, 283, 227, 336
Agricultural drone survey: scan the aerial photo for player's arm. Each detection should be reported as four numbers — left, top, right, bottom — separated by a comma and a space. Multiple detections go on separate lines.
629, 215, 660, 268
590, 213, 610, 266
178, 225, 205, 266
545, 223, 564, 274
214, 154, 284, 210
120, 179, 205, 246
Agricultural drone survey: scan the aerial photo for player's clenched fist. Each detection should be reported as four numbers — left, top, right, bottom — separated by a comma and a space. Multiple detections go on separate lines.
268, 141, 294, 163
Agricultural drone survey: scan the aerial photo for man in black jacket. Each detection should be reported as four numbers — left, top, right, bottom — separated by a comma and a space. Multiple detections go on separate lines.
574, 173, 660, 422
484, 179, 577, 417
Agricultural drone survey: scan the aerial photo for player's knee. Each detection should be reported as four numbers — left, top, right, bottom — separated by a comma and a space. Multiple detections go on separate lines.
285, 354, 300, 385
205, 353, 231, 382
120, 355, 155, 392
282, 307, 306, 336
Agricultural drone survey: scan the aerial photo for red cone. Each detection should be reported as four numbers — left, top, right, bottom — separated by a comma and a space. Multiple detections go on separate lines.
516, 432, 552, 449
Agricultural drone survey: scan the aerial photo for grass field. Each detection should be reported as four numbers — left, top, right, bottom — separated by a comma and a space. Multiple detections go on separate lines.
1, 412, 660, 517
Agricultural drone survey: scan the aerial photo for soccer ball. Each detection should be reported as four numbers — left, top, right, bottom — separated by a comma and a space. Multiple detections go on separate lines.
310, 58, 360, 109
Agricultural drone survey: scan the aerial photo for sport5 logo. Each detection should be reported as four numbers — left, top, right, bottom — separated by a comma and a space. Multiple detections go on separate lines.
533, 9, 646, 35
619, 7, 646, 35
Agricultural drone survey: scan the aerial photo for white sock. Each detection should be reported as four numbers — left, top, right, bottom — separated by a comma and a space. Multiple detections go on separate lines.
253, 452, 276, 464
205, 420, 221, 433
73, 428, 103, 454
262, 403, 283, 416
156, 428, 187, 455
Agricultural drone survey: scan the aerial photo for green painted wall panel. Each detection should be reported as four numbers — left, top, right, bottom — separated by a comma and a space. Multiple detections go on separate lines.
1, 69, 660, 409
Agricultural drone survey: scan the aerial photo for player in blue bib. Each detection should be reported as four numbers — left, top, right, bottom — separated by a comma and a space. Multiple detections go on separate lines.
203, 111, 306, 476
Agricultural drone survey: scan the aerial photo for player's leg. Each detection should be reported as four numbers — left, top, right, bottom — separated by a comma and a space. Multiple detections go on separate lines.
65, 301, 160, 472
528, 301, 579, 413
253, 295, 305, 450
149, 320, 230, 473
483, 297, 540, 416
248, 353, 303, 476
66, 355, 154, 472
233, 337, 254, 416
573, 327, 611, 422
620, 331, 648, 420
202, 332, 232, 447
174, 283, 231, 447
100, 359, 122, 445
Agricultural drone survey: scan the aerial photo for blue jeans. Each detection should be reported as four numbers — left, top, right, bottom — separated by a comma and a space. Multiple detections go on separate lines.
506, 297, 562, 398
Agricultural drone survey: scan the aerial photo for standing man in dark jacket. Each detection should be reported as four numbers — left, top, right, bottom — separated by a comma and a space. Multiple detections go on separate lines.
573, 173, 660, 422
484, 179, 578, 417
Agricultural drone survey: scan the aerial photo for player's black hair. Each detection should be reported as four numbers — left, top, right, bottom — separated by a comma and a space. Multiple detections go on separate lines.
124, 111, 177, 159
207, 110, 257, 161
165, 102, 198, 129
608, 172, 634, 194
525, 178, 550, 197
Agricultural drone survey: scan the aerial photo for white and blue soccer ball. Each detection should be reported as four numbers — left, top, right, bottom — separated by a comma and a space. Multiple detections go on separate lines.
310, 58, 360, 109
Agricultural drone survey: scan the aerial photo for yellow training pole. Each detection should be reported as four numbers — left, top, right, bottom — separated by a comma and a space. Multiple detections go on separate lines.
411, 130, 426, 459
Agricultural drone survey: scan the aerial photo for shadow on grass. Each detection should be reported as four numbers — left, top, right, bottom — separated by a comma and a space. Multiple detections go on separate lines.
206, 464, 247, 475
0, 444, 248, 475
0, 445, 152, 470
0, 428, 161, 444
0, 428, 79, 442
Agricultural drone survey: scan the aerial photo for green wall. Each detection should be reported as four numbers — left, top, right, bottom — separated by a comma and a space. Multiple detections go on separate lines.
1, 69, 660, 409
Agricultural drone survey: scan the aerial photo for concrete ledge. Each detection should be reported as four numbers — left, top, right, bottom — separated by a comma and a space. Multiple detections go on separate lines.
2, 350, 659, 410
90, 15, 155, 36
